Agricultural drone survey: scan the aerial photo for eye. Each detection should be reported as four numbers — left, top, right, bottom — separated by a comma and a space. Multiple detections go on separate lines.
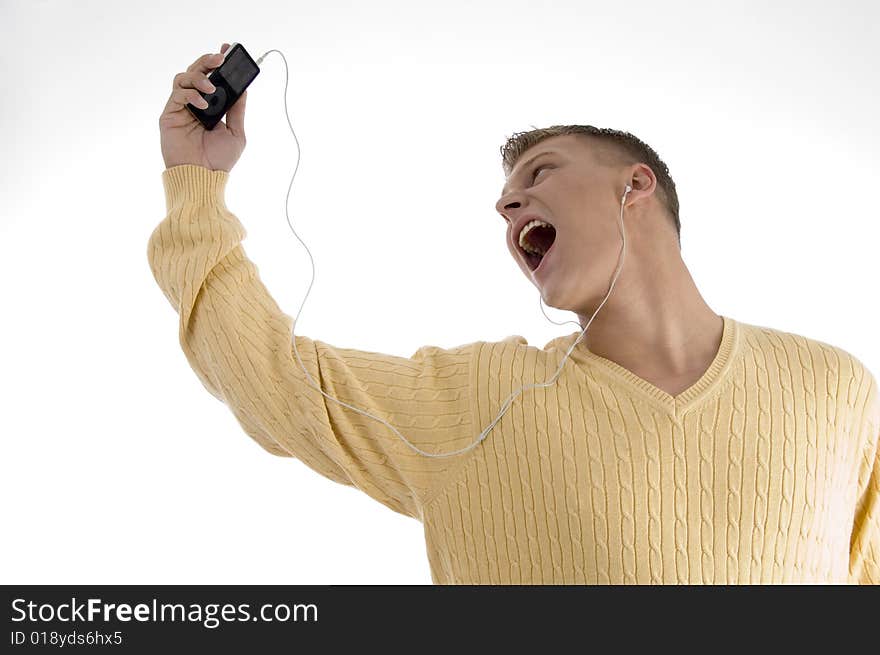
532, 164, 551, 182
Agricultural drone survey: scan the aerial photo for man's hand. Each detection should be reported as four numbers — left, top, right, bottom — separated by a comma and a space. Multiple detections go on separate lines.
159, 43, 248, 172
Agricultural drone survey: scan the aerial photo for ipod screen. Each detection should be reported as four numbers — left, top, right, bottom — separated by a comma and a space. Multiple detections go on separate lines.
220, 46, 258, 95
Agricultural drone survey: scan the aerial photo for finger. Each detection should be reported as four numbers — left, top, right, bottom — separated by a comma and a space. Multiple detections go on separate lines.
187, 51, 224, 75
174, 70, 217, 94
221, 43, 230, 53
226, 89, 246, 138
167, 71, 214, 110
169, 86, 210, 111
162, 75, 209, 114
162, 55, 219, 116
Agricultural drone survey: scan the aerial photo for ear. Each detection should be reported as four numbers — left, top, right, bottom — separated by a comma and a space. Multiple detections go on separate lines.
624, 164, 658, 205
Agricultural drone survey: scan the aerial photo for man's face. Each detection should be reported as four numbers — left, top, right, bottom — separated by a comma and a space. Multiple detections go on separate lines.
495, 134, 625, 313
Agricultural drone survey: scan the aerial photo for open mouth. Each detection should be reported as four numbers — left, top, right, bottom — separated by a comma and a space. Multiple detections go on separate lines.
520, 222, 557, 271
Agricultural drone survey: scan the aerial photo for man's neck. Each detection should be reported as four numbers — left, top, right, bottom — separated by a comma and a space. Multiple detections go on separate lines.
575, 261, 722, 381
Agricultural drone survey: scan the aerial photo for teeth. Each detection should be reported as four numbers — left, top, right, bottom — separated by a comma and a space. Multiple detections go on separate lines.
519, 219, 553, 255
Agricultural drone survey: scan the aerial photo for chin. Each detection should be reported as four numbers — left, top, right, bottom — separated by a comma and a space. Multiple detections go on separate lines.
543, 263, 605, 307
537, 283, 573, 312
539, 280, 599, 319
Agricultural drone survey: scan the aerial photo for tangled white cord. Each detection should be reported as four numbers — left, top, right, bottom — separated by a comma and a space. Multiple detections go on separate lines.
255, 49, 632, 458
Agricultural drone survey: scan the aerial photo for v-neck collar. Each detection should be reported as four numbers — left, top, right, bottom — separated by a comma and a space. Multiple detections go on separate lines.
559, 314, 740, 419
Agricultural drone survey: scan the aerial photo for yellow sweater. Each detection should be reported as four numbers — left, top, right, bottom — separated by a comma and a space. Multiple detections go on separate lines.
148, 164, 880, 585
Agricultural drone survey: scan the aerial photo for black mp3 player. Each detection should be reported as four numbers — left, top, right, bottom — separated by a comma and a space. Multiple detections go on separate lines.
187, 42, 260, 130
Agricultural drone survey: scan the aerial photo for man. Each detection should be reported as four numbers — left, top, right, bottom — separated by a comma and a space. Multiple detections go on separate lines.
149, 46, 879, 584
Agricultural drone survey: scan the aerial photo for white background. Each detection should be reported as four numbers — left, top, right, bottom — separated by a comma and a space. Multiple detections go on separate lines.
1, 0, 877, 584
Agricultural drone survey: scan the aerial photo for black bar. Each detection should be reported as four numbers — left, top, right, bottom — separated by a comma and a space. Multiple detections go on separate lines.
1, 585, 868, 651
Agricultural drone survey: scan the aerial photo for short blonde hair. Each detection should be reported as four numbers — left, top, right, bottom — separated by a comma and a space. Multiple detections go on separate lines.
500, 124, 681, 248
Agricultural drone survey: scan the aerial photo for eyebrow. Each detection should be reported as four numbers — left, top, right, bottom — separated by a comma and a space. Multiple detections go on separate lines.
501, 150, 559, 196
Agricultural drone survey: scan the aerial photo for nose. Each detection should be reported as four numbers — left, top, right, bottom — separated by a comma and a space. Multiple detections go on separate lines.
495, 192, 522, 219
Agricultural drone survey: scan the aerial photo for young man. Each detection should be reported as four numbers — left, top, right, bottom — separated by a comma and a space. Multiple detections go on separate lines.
150, 47, 879, 584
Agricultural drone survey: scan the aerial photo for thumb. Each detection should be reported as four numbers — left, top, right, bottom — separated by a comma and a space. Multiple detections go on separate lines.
226, 89, 247, 138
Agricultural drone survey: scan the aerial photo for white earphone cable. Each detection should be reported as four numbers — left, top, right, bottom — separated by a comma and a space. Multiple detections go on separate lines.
254, 49, 632, 459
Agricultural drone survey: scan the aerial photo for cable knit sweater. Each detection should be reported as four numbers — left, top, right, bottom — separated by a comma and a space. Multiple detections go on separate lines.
147, 164, 880, 584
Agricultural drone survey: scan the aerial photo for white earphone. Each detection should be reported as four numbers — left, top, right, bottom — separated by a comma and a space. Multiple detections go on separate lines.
259, 49, 636, 459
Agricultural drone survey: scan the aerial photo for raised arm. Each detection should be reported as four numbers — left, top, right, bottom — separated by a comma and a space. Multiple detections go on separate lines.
147, 165, 479, 520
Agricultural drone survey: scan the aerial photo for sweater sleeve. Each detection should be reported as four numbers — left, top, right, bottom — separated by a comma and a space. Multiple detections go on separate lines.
850, 370, 880, 584
146, 165, 477, 521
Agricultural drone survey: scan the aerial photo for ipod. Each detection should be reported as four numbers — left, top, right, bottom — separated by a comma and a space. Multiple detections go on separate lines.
186, 42, 260, 130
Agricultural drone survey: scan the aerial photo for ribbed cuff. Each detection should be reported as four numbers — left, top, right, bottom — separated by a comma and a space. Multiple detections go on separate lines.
162, 164, 229, 212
